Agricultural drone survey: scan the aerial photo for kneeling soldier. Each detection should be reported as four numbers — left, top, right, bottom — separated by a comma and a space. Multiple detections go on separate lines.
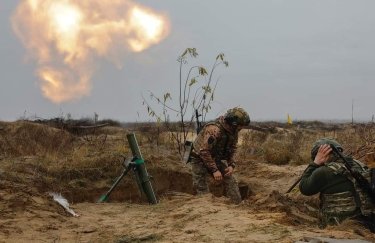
299, 138, 375, 231
190, 107, 250, 204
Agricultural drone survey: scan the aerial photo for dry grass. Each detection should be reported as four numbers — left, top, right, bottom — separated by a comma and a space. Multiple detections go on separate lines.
237, 124, 375, 166
1, 120, 375, 179
0, 121, 74, 157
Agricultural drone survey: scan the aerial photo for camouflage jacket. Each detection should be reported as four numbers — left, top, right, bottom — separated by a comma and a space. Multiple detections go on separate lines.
299, 161, 355, 196
299, 159, 375, 223
192, 117, 238, 173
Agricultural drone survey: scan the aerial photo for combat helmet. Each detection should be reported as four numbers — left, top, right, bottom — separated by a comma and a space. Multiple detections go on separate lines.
224, 107, 250, 127
311, 137, 343, 160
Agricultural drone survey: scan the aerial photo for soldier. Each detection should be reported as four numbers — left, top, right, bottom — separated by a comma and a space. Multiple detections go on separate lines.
299, 138, 375, 231
190, 107, 250, 204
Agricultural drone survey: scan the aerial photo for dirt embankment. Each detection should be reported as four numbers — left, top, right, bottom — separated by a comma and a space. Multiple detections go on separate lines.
1, 156, 374, 242
0, 121, 374, 242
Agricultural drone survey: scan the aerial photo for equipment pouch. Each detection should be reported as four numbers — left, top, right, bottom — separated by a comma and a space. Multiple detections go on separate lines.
183, 140, 193, 163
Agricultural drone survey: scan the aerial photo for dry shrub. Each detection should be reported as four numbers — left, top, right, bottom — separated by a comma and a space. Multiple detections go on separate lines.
238, 128, 318, 165
335, 125, 375, 159
290, 148, 312, 165
262, 139, 292, 165
241, 124, 375, 166
265, 131, 319, 165
136, 124, 163, 147
237, 129, 269, 160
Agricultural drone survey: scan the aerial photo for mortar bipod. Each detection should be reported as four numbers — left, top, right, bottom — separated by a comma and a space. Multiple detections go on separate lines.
97, 133, 158, 204
97, 156, 135, 203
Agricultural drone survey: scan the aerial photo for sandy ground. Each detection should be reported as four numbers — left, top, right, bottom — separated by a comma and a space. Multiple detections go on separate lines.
1, 159, 374, 243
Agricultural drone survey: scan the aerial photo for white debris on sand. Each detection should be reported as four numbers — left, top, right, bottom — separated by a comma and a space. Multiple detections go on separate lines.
49, 192, 79, 217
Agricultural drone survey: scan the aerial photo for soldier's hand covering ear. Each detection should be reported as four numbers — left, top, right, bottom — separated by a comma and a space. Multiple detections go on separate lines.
313, 144, 332, 165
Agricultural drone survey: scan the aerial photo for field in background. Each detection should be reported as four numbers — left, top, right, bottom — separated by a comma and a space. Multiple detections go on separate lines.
0, 119, 375, 242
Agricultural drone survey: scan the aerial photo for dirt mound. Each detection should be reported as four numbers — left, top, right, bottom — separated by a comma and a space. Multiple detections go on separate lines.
0, 121, 75, 157
248, 190, 318, 226
0, 167, 71, 239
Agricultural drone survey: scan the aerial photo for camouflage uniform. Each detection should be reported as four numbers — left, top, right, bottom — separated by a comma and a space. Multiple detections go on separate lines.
299, 138, 375, 231
191, 117, 242, 204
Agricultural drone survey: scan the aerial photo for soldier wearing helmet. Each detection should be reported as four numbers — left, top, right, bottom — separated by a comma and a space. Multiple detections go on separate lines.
190, 107, 250, 204
299, 138, 375, 231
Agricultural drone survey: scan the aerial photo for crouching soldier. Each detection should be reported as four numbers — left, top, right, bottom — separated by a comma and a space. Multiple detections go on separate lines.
190, 107, 250, 204
299, 138, 375, 231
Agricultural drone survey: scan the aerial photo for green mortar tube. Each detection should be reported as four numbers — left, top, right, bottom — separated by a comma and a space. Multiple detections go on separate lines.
126, 133, 158, 204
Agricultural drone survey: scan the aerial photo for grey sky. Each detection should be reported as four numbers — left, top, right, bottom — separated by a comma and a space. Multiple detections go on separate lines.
1, 0, 375, 122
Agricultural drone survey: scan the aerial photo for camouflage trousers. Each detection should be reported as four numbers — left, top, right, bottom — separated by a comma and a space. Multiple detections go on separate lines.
191, 160, 242, 204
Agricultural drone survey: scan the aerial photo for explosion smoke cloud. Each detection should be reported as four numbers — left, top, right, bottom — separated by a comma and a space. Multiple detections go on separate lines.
11, 0, 170, 103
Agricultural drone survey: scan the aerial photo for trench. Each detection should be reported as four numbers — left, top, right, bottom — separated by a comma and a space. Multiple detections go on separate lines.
2, 159, 314, 228
48, 168, 191, 204
46, 167, 250, 204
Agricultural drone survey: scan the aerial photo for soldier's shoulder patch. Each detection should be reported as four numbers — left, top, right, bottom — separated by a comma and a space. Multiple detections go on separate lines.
205, 125, 220, 135
208, 136, 215, 144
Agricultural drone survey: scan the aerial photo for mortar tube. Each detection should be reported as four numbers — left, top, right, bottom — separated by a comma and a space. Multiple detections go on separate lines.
127, 133, 158, 204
